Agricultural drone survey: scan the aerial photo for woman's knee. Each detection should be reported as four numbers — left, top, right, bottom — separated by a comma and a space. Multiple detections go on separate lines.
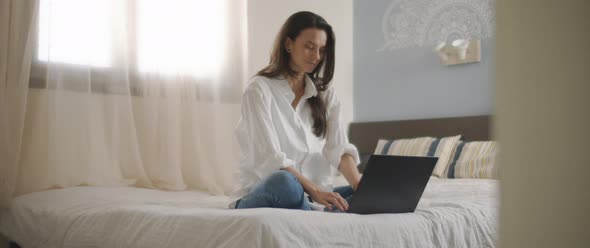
265, 170, 304, 206
266, 170, 297, 187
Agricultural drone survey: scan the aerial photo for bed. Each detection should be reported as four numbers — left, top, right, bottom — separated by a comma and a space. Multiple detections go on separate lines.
0, 115, 497, 248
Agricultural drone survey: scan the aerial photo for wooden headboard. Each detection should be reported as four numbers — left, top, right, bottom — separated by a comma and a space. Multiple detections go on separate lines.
348, 115, 491, 156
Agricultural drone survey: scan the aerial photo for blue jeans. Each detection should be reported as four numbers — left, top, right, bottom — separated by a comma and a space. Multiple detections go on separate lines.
235, 170, 354, 211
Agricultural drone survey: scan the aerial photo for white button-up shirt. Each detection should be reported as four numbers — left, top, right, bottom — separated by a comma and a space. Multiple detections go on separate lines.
230, 75, 360, 206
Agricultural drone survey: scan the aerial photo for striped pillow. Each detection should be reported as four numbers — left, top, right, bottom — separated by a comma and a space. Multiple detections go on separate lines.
374, 137, 436, 156
447, 141, 498, 179
430, 135, 462, 177
374, 135, 461, 177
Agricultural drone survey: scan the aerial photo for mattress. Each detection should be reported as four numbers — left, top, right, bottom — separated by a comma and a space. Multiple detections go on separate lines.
0, 177, 498, 248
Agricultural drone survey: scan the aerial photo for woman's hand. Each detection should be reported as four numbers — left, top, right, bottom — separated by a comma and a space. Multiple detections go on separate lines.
309, 189, 349, 211
281, 166, 348, 211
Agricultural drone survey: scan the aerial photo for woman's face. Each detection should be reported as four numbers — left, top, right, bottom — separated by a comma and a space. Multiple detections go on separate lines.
286, 28, 327, 74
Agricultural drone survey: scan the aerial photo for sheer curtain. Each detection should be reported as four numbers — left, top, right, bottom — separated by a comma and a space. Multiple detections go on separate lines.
0, 0, 37, 207
2, 0, 246, 205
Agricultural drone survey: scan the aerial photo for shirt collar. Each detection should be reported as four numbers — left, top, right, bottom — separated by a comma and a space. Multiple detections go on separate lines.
303, 74, 318, 99
280, 74, 318, 101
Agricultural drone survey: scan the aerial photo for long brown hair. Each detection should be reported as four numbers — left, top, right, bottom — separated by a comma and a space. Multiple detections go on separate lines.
257, 11, 335, 138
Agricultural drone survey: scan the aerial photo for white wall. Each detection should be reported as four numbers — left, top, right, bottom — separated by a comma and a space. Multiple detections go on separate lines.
247, 0, 355, 129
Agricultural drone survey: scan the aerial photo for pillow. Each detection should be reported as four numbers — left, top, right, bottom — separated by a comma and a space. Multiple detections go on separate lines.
446, 141, 498, 179
374, 135, 462, 177
374, 137, 436, 156
430, 135, 462, 177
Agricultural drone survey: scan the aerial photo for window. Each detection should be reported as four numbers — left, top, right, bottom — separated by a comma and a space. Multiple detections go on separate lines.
38, 0, 112, 67
137, 0, 226, 77
38, 0, 227, 77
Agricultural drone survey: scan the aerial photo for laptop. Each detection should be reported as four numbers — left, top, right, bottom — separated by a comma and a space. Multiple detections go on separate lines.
346, 155, 438, 214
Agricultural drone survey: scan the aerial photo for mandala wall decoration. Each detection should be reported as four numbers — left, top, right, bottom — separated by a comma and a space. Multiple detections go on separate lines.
377, 0, 495, 52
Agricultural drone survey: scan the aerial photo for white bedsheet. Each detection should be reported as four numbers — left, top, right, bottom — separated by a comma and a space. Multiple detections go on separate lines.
0, 177, 498, 248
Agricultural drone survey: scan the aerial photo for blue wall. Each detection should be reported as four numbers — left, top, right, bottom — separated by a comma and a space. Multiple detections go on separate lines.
353, 0, 495, 122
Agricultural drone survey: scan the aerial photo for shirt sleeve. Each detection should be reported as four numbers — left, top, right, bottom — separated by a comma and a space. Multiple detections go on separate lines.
238, 82, 295, 180
321, 87, 361, 170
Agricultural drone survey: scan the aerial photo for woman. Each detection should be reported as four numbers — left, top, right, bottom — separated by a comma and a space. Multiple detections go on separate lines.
231, 11, 361, 212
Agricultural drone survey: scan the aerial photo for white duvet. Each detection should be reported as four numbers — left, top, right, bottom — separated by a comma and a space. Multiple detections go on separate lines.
0, 177, 498, 248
